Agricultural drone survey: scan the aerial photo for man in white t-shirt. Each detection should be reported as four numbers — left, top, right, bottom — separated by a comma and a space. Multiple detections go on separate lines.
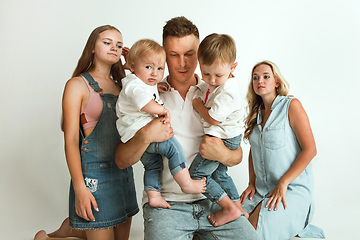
115, 16, 260, 240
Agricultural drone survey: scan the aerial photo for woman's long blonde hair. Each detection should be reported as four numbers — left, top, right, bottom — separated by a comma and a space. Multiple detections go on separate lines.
72, 25, 125, 87
243, 60, 290, 141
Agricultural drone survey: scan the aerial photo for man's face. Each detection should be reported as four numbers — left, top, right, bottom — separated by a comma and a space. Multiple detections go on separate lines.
163, 34, 199, 84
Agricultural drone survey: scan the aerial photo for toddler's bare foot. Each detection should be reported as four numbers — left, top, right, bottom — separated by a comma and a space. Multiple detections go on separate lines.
34, 230, 49, 240
180, 177, 206, 194
149, 196, 172, 209
147, 190, 171, 209
208, 207, 241, 227
235, 200, 249, 219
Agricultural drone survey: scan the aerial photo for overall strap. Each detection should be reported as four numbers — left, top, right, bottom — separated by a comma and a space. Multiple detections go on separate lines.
81, 72, 103, 93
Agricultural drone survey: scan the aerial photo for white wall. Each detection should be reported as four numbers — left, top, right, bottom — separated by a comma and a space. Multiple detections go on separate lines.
1, 1, 359, 239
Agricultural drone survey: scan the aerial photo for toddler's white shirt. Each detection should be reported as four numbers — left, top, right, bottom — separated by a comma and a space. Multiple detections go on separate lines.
116, 73, 163, 143
196, 77, 244, 139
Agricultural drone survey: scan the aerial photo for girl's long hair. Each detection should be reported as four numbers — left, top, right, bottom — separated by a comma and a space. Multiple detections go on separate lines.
61, 25, 125, 131
243, 60, 290, 141
72, 25, 125, 88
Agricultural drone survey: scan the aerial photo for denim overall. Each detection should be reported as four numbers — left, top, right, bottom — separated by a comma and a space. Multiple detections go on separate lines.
69, 72, 139, 229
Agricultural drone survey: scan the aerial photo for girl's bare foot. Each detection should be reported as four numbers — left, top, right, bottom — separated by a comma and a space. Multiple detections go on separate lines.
36, 217, 86, 239
34, 230, 49, 240
147, 190, 171, 209
47, 217, 73, 238
208, 206, 241, 227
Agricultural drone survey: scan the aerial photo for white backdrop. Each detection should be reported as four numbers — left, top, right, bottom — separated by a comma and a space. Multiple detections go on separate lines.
1, 1, 359, 239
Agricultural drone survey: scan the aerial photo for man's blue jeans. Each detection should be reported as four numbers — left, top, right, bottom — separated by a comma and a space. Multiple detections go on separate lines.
143, 199, 260, 240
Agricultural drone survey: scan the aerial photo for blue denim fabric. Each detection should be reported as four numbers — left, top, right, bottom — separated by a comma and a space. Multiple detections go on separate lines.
69, 73, 139, 229
140, 136, 187, 191
243, 96, 324, 239
143, 199, 260, 240
189, 134, 242, 203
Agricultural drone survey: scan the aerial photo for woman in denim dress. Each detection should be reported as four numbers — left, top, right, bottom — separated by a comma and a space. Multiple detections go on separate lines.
34, 25, 138, 240
240, 61, 324, 240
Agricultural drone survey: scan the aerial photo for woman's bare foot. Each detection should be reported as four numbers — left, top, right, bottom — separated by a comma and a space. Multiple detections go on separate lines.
147, 190, 171, 209
208, 206, 241, 227
34, 230, 49, 240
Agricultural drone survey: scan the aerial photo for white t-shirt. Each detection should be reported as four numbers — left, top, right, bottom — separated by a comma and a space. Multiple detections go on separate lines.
142, 75, 206, 204
195, 77, 244, 139
116, 73, 163, 143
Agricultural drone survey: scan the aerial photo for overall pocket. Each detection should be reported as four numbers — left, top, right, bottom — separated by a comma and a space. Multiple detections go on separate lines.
83, 162, 113, 191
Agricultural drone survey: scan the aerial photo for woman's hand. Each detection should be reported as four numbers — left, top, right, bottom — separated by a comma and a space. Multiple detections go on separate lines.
266, 181, 288, 211
74, 186, 99, 221
240, 184, 256, 205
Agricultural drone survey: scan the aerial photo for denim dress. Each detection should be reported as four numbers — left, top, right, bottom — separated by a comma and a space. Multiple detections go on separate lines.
69, 73, 139, 229
242, 95, 324, 240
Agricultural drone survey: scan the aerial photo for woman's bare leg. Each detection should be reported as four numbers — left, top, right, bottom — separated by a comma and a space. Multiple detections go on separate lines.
34, 218, 86, 240
34, 217, 133, 240
248, 202, 261, 230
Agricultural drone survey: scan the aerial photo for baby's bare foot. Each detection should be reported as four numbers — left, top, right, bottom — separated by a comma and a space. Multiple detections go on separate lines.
181, 177, 206, 194
208, 207, 241, 227
235, 200, 249, 219
147, 190, 171, 209
149, 196, 172, 209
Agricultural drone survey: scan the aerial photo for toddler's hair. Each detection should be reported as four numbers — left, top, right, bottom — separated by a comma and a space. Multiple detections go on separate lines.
128, 39, 165, 63
198, 33, 236, 66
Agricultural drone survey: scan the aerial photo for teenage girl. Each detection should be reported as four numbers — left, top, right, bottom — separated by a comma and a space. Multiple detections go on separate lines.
34, 25, 139, 240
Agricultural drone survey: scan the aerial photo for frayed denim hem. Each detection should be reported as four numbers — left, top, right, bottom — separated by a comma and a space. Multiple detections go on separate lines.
69, 207, 138, 230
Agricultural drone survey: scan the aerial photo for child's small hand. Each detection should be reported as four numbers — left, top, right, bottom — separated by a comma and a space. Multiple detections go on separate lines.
192, 97, 204, 112
122, 47, 130, 70
158, 82, 169, 93
159, 107, 171, 123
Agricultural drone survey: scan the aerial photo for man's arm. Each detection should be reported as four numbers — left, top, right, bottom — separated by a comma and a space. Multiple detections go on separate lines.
115, 117, 174, 169
198, 135, 242, 167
